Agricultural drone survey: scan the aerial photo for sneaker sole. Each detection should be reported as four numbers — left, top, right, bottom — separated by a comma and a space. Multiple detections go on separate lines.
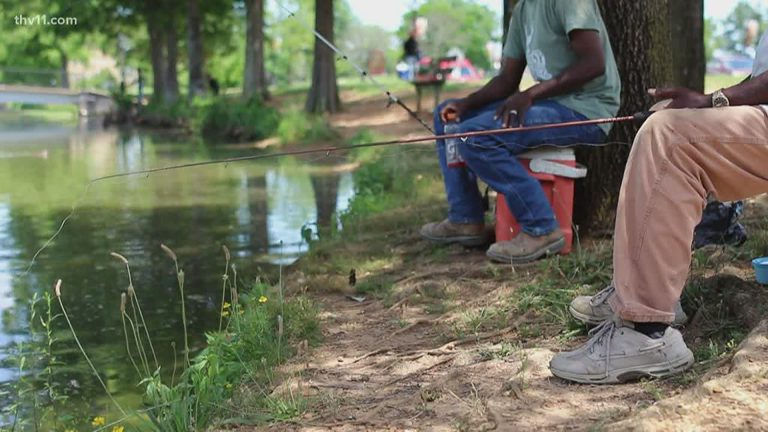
550, 351, 695, 384
420, 233, 488, 247
486, 236, 566, 264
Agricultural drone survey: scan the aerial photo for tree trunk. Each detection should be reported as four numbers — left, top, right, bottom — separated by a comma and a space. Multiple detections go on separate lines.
164, 24, 180, 103
573, 0, 678, 232
187, 0, 207, 98
147, 15, 166, 102
59, 52, 69, 88
244, 0, 269, 100
669, 0, 705, 92
311, 173, 341, 228
305, 0, 341, 114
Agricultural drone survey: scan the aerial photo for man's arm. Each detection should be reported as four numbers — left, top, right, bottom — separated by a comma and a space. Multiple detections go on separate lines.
723, 71, 768, 105
440, 58, 525, 123
653, 70, 768, 109
496, 30, 606, 127
526, 30, 606, 100
463, 57, 526, 110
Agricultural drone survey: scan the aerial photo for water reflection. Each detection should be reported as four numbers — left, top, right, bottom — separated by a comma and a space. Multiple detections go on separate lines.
0, 116, 355, 424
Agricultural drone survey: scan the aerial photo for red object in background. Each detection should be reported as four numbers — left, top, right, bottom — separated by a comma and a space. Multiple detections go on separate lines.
438, 57, 483, 82
495, 149, 587, 255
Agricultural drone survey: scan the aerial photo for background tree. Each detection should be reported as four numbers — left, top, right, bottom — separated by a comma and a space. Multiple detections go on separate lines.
164, 9, 181, 103
719, 1, 764, 56
244, 0, 269, 99
669, 0, 705, 91
305, 0, 341, 113
188, 0, 207, 97
573, 0, 705, 231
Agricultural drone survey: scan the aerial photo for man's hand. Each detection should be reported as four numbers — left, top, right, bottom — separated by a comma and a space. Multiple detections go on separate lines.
495, 91, 533, 127
649, 87, 710, 109
440, 100, 468, 123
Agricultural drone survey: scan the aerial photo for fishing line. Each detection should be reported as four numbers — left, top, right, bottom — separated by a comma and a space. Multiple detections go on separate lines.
274, 0, 435, 133
19, 112, 642, 276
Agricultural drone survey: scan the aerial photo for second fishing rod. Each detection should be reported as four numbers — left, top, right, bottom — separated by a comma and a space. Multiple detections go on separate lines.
90, 110, 654, 183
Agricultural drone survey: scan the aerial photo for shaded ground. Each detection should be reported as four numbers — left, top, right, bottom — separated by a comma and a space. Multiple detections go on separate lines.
232, 86, 768, 431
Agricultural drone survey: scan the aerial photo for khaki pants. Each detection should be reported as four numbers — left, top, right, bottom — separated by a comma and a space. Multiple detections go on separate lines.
608, 106, 768, 323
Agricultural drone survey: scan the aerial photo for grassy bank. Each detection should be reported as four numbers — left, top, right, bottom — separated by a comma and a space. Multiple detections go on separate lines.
8, 246, 321, 431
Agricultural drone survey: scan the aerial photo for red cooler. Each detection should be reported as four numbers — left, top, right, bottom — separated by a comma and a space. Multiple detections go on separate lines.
495, 148, 587, 255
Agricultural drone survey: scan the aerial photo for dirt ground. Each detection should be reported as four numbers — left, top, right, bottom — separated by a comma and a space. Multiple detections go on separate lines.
240, 90, 768, 431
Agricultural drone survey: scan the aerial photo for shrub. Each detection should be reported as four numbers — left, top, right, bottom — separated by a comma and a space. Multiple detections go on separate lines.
276, 109, 338, 145
199, 96, 280, 142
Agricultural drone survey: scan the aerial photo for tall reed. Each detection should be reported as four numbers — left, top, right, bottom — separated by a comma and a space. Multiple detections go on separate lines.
160, 244, 190, 367
54, 280, 127, 416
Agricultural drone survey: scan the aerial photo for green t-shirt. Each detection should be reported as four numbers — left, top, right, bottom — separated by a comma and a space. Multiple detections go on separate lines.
503, 0, 621, 134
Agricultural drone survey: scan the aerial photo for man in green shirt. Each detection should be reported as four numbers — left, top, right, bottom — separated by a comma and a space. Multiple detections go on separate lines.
421, 0, 621, 263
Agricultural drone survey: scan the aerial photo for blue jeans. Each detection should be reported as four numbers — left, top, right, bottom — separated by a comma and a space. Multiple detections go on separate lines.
435, 99, 606, 236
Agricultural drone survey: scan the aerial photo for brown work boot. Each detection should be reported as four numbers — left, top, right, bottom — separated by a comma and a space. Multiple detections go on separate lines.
420, 219, 488, 247
486, 229, 565, 263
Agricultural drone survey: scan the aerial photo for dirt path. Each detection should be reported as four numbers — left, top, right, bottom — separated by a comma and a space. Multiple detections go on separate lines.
237, 90, 768, 431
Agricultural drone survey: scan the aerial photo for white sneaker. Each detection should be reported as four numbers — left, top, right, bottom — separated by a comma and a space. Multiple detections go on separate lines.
569, 286, 688, 326
549, 318, 694, 384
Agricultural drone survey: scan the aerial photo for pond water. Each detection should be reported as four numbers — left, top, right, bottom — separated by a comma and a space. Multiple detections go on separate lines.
0, 114, 355, 426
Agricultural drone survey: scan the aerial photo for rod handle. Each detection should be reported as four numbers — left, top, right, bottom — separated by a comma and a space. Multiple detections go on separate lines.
632, 110, 654, 126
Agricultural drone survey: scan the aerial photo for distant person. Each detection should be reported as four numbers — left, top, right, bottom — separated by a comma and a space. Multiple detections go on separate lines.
420, 0, 620, 264
207, 74, 220, 96
402, 33, 420, 81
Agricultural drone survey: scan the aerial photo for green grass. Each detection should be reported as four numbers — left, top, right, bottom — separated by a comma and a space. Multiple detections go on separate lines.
276, 109, 338, 144
11, 247, 321, 431
704, 74, 745, 93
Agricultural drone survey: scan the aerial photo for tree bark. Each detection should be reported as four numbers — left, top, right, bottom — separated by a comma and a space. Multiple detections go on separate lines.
164, 23, 180, 103
147, 14, 166, 102
187, 0, 207, 98
59, 52, 69, 89
311, 173, 341, 228
244, 0, 269, 100
305, 0, 341, 114
669, 0, 705, 92
573, 0, 677, 232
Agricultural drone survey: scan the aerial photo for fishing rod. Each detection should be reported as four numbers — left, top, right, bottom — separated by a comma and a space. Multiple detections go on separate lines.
89, 111, 652, 183
20, 111, 651, 277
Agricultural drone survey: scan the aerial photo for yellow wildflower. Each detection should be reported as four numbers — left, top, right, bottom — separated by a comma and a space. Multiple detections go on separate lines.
222, 302, 231, 310
258, 296, 268, 303
92, 416, 106, 426
112, 426, 125, 432
222, 310, 230, 317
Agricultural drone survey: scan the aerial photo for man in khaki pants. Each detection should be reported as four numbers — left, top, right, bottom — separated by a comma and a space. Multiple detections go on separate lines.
549, 32, 768, 384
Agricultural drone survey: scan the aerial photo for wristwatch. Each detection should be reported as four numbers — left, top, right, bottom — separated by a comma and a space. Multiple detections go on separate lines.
712, 89, 730, 108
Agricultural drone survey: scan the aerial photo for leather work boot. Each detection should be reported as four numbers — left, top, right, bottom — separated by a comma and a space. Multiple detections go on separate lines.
570, 285, 688, 327
486, 229, 565, 263
420, 219, 488, 247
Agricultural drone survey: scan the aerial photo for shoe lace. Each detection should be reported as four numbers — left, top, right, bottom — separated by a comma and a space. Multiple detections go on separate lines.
590, 285, 615, 307
586, 318, 619, 377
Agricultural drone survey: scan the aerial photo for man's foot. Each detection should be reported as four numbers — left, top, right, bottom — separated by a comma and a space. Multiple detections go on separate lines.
420, 219, 487, 247
569, 286, 688, 326
549, 318, 694, 384
485, 230, 565, 263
